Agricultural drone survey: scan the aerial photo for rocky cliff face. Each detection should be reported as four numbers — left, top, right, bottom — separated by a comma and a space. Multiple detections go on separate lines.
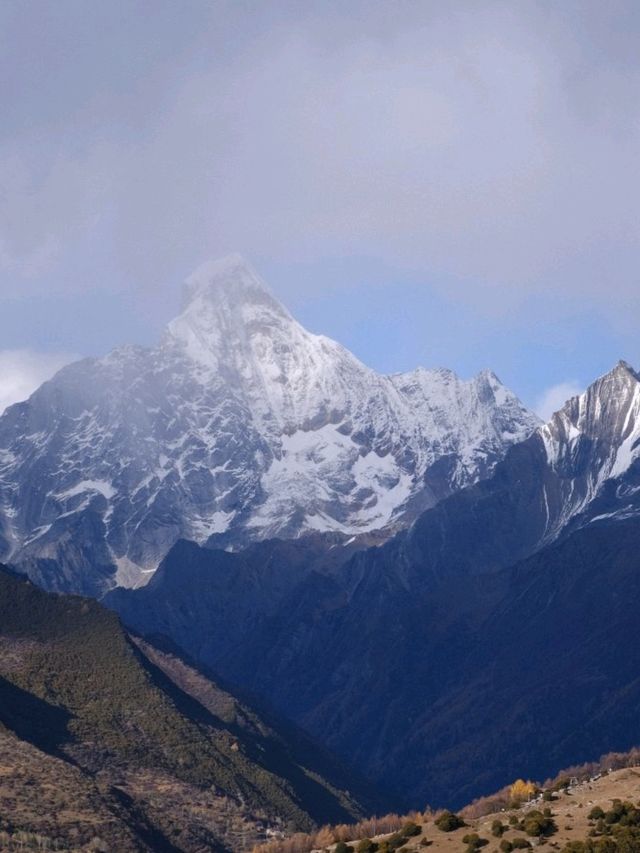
0, 255, 538, 594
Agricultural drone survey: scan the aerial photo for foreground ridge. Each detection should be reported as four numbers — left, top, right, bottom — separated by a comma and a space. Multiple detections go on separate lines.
0, 564, 383, 852
253, 748, 640, 853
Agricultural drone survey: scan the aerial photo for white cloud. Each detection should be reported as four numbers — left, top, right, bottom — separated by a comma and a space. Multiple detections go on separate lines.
0, 1, 639, 327
535, 381, 584, 422
0, 350, 76, 414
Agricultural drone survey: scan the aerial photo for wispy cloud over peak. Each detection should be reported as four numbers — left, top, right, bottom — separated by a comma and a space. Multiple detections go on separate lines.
0, 350, 76, 414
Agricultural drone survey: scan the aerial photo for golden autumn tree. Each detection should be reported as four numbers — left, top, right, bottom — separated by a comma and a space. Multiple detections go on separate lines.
509, 779, 537, 802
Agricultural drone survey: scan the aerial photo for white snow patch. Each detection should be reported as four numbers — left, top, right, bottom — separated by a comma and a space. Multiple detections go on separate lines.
590, 506, 640, 524
256, 426, 414, 534
190, 510, 234, 541
57, 480, 116, 500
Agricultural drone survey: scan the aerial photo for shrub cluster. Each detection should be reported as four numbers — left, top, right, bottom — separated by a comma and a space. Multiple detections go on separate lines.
561, 799, 640, 851
434, 811, 466, 832
462, 832, 488, 851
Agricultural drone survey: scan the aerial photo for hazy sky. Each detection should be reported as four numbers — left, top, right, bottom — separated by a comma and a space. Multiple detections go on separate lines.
1, 0, 639, 418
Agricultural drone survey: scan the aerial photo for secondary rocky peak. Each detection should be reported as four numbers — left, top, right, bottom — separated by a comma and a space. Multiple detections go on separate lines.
611, 359, 640, 382
594, 358, 639, 401
550, 360, 639, 432
475, 367, 500, 382
472, 368, 511, 402
539, 360, 640, 483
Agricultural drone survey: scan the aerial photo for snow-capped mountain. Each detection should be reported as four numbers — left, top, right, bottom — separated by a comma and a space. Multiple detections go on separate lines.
538, 360, 640, 536
0, 255, 539, 594
386, 359, 640, 588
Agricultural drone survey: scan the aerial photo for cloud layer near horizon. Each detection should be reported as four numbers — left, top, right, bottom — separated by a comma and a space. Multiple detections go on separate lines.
535, 380, 585, 422
0, 350, 75, 414
1, 1, 638, 321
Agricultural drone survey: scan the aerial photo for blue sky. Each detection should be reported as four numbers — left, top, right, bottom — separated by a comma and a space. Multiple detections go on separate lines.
1, 1, 638, 417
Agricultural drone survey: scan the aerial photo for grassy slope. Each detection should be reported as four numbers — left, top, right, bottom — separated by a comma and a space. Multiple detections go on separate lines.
0, 567, 378, 851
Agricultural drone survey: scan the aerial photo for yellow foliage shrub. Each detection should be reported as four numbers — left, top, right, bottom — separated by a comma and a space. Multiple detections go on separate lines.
509, 779, 537, 802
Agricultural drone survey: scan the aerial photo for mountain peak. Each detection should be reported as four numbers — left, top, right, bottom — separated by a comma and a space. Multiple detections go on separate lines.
584, 359, 639, 405
182, 253, 275, 309
612, 359, 640, 382
474, 367, 504, 392
165, 254, 295, 368
543, 360, 639, 427
540, 359, 640, 481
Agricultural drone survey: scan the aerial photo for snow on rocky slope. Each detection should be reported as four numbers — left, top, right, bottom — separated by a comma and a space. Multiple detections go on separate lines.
0, 255, 539, 594
536, 359, 640, 538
